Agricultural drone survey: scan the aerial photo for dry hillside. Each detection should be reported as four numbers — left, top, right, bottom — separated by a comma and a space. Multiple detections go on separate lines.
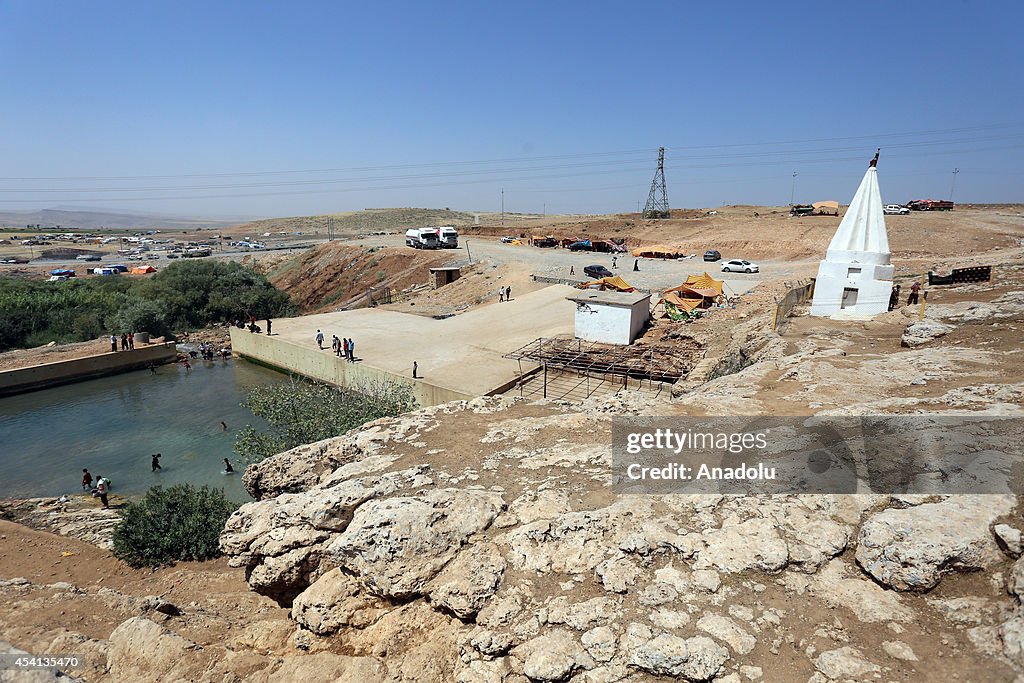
250, 241, 453, 313
227, 207, 478, 239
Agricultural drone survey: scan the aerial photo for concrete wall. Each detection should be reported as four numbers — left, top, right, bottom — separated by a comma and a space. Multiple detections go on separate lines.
0, 343, 177, 397
573, 297, 650, 345
230, 328, 476, 407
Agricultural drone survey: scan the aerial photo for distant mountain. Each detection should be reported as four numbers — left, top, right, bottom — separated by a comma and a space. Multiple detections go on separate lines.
0, 208, 241, 231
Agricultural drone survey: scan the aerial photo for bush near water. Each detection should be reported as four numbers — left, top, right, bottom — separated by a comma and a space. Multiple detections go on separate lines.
235, 375, 418, 463
0, 260, 295, 351
112, 484, 240, 568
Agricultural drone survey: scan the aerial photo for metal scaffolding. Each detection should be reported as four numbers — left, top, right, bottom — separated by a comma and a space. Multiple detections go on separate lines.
503, 337, 687, 399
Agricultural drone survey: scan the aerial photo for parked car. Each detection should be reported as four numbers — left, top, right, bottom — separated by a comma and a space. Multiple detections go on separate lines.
500, 236, 515, 243
166, 253, 179, 259
721, 259, 759, 273
584, 264, 614, 279
47, 275, 69, 282
883, 204, 910, 215
75, 254, 102, 261
703, 249, 722, 262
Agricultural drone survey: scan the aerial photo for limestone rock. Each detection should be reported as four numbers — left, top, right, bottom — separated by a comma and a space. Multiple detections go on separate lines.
428, 541, 506, 619
995, 523, 1023, 557
629, 633, 728, 681
1009, 556, 1024, 601
581, 626, 617, 663
327, 489, 504, 599
516, 630, 585, 681
695, 614, 756, 655
106, 617, 205, 682
856, 496, 1013, 591
695, 518, 789, 574
814, 646, 879, 680
882, 640, 918, 661
901, 321, 954, 347
290, 568, 390, 635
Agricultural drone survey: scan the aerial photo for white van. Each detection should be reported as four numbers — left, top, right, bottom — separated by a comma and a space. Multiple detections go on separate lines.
437, 226, 458, 248
405, 228, 440, 249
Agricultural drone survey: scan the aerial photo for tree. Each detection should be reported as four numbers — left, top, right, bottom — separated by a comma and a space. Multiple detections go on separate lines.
111, 298, 170, 337
111, 484, 239, 568
234, 375, 417, 462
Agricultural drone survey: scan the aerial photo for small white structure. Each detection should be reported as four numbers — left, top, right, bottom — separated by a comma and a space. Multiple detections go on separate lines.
810, 150, 894, 318
567, 290, 651, 345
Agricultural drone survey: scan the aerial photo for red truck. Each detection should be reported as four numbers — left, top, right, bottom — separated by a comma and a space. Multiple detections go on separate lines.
907, 199, 955, 211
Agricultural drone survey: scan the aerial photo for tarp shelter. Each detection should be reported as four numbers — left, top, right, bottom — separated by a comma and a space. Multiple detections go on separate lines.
675, 272, 725, 297
130, 265, 156, 274
812, 200, 840, 216
577, 275, 636, 292
632, 244, 686, 259
658, 272, 725, 319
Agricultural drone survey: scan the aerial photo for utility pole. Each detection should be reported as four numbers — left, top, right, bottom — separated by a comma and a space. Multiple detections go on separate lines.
501, 188, 504, 226
465, 239, 472, 264
790, 171, 797, 206
950, 168, 960, 202
543, 203, 546, 217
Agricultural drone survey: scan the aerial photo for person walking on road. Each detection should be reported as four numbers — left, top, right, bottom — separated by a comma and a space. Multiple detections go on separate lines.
316, 329, 324, 349
633, 259, 639, 272
498, 288, 504, 302
412, 361, 418, 379
347, 338, 355, 361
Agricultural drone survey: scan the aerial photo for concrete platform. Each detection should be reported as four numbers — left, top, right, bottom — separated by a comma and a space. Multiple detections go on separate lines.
231, 285, 578, 406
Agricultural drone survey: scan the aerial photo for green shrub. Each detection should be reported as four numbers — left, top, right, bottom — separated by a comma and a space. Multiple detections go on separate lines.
111, 484, 240, 568
235, 375, 417, 463
110, 298, 171, 338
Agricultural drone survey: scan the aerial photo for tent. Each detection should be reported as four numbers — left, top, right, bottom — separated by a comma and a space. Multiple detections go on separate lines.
812, 200, 840, 216
673, 272, 724, 297
631, 244, 686, 259
130, 265, 156, 274
577, 275, 636, 292
658, 272, 725, 318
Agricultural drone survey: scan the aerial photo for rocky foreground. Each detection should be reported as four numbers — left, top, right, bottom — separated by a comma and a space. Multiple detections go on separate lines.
2, 267, 1023, 682
212, 390, 1023, 683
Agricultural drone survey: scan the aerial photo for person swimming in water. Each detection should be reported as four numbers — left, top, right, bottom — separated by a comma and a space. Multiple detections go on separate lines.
223, 458, 234, 474
220, 420, 227, 431
151, 453, 162, 472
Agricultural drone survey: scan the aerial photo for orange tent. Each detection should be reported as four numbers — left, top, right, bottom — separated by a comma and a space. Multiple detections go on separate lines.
130, 265, 156, 274
671, 272, 724, 297
631, 244, 686, 258
577, 275, 636, 292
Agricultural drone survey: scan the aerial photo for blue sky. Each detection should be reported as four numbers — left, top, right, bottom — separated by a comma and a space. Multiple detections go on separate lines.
1, 0, 1021, 218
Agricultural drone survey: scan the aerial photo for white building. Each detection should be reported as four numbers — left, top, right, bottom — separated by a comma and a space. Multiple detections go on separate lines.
810, 151, 894, 317
567, 291, 651, 345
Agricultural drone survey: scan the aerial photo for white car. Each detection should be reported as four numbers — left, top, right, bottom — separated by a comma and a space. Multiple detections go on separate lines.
721, 259, 759, 273
883, 204, 910, 215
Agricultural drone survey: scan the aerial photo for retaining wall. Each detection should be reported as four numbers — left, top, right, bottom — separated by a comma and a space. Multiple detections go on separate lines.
0, 343, 178, 397
230, 329, 476, 407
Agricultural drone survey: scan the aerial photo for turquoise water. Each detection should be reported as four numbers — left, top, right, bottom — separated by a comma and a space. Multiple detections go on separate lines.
0, 358, 283, 501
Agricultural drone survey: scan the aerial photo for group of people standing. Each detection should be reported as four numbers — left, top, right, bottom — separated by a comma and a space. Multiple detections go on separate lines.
315, 329, 357, 361
109, 332, 135, 352
497, 285, 512, 302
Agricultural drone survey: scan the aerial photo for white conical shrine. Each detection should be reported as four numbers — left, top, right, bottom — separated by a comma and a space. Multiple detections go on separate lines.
809, 150, 894, 317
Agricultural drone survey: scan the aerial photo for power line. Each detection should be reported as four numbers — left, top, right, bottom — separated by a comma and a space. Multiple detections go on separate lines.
1, 122, 1020, 181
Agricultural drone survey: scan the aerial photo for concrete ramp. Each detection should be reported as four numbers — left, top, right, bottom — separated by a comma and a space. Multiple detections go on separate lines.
231, 285, 577, 405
